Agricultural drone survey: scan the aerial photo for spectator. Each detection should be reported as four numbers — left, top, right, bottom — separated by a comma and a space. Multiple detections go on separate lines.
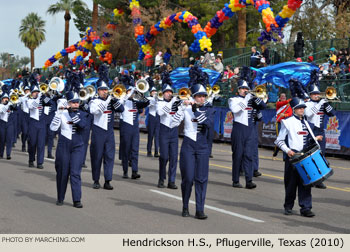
258, 57, 267, 68
296, 58, 302, 62
155, 51, 163, 68
144, 52, 154, 72
250, 46, 261, 68
329, 49, 337, 65
163, 48, 172, 65
261, 45, 270, 65
222, 65, 235, 82
294, 32, 305, 58
181, 41, 189, 67
189, 57, 195, 66
213, 56, 224, 74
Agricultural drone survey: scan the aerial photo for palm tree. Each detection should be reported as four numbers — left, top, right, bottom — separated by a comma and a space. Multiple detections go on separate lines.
19, 13, 46, 70
47, 0, 87, 63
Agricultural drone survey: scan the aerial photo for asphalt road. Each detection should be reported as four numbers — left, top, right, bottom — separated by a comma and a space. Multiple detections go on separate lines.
0, 131, 349, 234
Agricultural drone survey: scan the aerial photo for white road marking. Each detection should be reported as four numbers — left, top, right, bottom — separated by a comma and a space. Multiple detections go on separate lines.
150, 189, 265, 223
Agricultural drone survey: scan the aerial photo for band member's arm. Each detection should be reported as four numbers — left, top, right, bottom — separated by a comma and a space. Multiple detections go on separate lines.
69, 111, 87, 129
0, 104, 9, 114
42, 94, 53, 106
252, 97, 267, 110
135, 98, 150, 110
305, 99, 326, 117
111, 99, 124, 113
89, 99, 108, 115
27, 93, 42, 109
274, 121, 291, 154
228, 96, 249, 113
170, 104, 185, 128
323, 102, 335, 116
157, 101, 173, 116
50, 111, 62, 132
193, 105, 214, 127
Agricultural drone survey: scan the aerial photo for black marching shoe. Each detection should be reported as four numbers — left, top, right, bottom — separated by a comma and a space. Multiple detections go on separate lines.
195, 211, 208, 220
147, 152, 152, 157
28, 161, 34, 167
253, 170, 262, 177
315, 182, 327, 189
154, 152, 160, 158
37, 164, 44, 169
232, 182, 243, 188
131, 171, 141, 179
47, 154, 54, 159
93, 181, 101, 189
73, 201, 83, 208
103, 181, 114, 190
284, 209, 293, 215
246, 181, 257, 189
300, 210, 315, 217
167, 182, 178, 189
182, 208, 190, 217
122, 172, 129, 179
6, 156, 11, 160
157, 179, 165, 188
56, 200, 63, 206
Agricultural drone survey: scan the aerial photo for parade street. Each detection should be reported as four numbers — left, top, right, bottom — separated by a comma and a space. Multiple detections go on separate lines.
0, 131, 349, 234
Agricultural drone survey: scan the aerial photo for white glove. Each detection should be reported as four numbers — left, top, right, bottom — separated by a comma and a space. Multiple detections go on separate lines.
105, 95, 112, 105
245, 93, 252, 101
319, 99, 327, 105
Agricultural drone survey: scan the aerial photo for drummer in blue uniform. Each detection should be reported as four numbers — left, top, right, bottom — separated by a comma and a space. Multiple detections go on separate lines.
27, 75, 53, 169
275, 96, 323, 217
146, 86, 160, 157
50, 90, 87, 208
305, 79, 335, 189
156, 72, 181, 189
0, 90, 17, 159
228, 71, 266, 189
89, 66, 124, 190
119, 85, 149, 179
170, 82, 214, 219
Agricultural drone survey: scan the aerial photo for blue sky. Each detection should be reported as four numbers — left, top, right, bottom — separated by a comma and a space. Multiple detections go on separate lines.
0, 0, 93, 68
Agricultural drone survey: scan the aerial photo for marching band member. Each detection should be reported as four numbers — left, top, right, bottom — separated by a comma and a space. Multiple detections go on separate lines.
19, 83, 31, 152
228, 77, 266, 189
119, 85, 149, 179
27, 78, 53, 169
305, 82, 335, 189
89, 76, 124, 190
273, 93, 292, 157
50, 91, 87, 208
146, 86, 160, 157
44, 91, 57, 159
0, 90, 17, 159
170, 83, 214, 219
156, 72, 181, 189
275, 96, 323, 217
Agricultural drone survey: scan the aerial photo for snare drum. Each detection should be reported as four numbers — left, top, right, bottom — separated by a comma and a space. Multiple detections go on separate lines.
290, 145, 333, 186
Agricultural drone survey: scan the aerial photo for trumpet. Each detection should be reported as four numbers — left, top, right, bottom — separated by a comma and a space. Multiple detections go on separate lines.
39, 83, 49, 94
110, 84, 126, 99
247, 84, 268, 103
320, 86, 340, 102
174, 87, 191, 100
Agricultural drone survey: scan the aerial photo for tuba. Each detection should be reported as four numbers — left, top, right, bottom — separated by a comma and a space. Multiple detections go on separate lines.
134, 79, 149, 100
110, 84, 126, 99
49, 77, 65, 93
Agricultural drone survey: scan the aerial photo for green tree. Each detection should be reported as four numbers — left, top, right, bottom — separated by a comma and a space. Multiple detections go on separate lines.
47, 0, 87, 64
18, 13, 46, 70
19, 57, 30, 67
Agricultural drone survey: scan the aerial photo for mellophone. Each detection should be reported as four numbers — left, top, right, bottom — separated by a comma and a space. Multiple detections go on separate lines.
290, 144, 334, 186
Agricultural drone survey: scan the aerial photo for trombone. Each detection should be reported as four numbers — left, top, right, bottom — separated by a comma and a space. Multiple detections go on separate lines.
319, 86, 341, 102
39, 83, 49, 94
79, 88, 90, 101
248, 84, 268, 103
110, 84, 126, 99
